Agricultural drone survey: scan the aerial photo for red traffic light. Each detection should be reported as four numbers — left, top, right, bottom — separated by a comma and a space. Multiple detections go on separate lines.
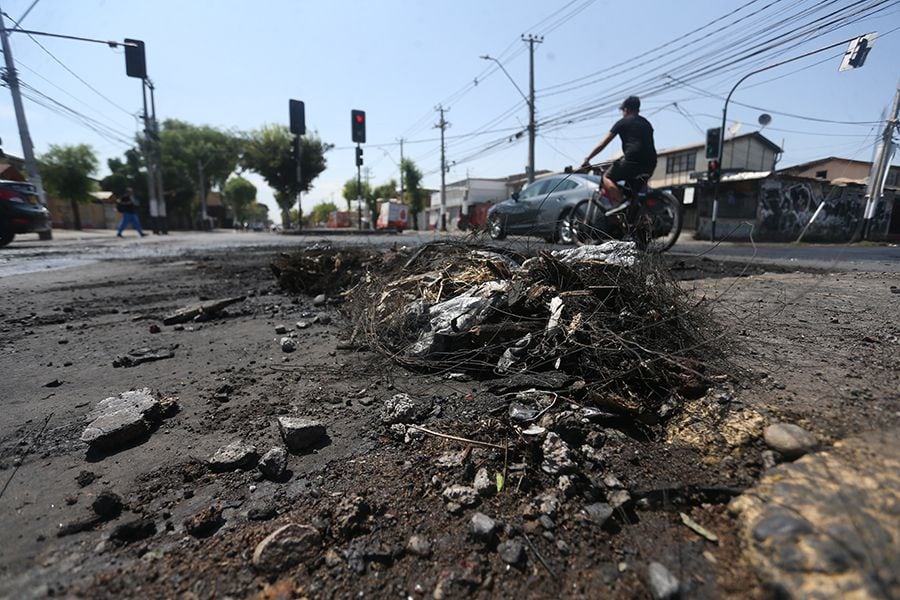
351, 109, 366, 143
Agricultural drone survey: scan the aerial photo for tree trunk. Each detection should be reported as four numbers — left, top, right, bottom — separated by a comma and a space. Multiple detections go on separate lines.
69, 198, 82, 231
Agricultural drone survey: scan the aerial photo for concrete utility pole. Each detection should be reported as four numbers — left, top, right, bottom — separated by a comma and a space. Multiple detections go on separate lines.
148, 80, 166, 233
859, 81, 900, 240
0, 4, 49, 211
523, 34, 543, 183
398, 138, 404, 204
435, 106, 449, 231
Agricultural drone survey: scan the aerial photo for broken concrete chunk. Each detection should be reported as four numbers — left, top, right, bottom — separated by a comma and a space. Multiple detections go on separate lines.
208, 441, 258, 472
258, 447, 288, 480
406, 534, 432, 558
112, 346, 176, 368
541, 432, 576, 475
80, 388, 161, 451
469, 512, 497, 542
252, 523, 322, 573
442, 485, 479, 507
381, 393, 431, 424
474, 467, 496, 497
277, 417, 326, 453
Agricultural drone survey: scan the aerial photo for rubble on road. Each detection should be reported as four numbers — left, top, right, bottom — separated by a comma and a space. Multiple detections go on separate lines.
162, 296, 246, 325
276, 416, 326, 453
112, 345, 177, 368
80, 388, 177, 452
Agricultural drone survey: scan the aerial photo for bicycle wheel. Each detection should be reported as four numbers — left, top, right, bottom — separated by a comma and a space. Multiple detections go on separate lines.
637, 190, 683, 252
570, 198, 610, 245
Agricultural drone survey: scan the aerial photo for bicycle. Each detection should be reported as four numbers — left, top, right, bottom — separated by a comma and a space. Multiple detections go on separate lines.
564, 165, 683, 252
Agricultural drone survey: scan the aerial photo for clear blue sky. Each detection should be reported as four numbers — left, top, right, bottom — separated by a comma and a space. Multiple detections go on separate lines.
1, 0, 898, 216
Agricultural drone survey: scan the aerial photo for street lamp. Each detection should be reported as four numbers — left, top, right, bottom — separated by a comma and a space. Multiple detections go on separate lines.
481, 54, 536, 182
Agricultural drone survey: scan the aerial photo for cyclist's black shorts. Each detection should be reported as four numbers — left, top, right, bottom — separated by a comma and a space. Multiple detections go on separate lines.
606, 158, 656, 191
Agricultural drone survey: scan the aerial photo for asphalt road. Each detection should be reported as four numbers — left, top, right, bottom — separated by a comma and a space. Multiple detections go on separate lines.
1, 228, 897, 278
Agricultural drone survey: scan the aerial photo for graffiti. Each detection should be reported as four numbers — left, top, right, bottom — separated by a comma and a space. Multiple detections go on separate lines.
756, 179, 891, 241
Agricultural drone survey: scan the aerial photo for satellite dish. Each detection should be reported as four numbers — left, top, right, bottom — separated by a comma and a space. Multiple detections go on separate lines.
758, 113, 772, 127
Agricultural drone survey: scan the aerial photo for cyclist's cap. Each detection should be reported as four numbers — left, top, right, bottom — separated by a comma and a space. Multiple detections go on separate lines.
620, 96, 640, 111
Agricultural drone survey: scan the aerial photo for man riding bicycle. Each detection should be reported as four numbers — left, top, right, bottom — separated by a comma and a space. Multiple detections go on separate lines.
581, 95, 657, 205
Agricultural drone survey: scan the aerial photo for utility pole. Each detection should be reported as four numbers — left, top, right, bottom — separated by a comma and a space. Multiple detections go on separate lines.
0, 4, 49, 217
859, 81, 900, 240
148, 81, 166, 233
140, 79, 159, 232
523, 34, 542, 183
398, 138, 404, 204
435, 106, 449, 231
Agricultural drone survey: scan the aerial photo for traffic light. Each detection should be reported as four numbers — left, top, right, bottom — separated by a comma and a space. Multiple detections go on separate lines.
355, 146, 364, 167
705, 127, 721, 160
124, 38, 147, 79
351, 110, 366, 143
289, 100, 305, 135
707, 159, 721, 183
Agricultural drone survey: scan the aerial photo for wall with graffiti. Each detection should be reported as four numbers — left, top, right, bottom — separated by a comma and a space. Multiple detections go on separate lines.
756, 178, 892, 241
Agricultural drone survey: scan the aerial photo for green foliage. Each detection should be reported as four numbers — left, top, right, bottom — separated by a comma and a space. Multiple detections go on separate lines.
39, 143, 99, 230
101, 149, 146, 201
40, 143, 99, 200
309, 201, 338, 226
223, 176, 257, 224
401, 158, 426, 228
241, 125, 332, 226
157, 119, 242, 221
342, 177, 373, 211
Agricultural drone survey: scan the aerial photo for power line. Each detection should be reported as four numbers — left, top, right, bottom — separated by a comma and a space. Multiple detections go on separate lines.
1, 10, 134, 118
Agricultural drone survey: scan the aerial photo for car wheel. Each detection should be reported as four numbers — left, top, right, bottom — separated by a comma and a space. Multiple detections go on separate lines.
488, 215, 506, 240
0, 221, 14, 248
557, 210, 575, 245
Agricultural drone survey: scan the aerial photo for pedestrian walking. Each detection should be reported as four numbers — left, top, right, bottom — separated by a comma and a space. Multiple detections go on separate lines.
116, 188, 147, 237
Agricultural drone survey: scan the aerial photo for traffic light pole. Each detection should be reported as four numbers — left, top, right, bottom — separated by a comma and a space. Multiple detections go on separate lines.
296, 141, 303, 230
356, 143, 362, 231
713, 35, 860, 242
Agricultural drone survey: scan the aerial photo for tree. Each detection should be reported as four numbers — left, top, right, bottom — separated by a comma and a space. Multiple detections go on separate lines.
247, 202, 269, 224
223, 176, 257, 225
342, 177, 373, 221
101, 149, 146, 200
309, 201, 338, 226
39, 144, 99, 231
401, 158, 426, 230
241, 125, 332, 227
157, 119, 243, 226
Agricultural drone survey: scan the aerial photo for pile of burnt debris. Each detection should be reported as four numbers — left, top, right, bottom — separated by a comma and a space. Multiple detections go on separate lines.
274, 241, 724, 420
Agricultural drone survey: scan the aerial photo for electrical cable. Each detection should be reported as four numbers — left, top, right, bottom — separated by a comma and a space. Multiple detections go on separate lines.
1, 10, 134, 118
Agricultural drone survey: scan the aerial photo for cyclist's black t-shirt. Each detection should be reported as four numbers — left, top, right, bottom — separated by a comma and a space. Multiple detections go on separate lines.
610, 115, 656, 164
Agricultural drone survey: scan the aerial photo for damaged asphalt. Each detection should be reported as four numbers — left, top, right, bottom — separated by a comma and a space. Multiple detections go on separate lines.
0, 235, 897, 599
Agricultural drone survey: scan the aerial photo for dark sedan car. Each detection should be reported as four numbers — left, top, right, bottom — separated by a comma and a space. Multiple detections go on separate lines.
487, 173, 603, 244
0, 180, 52, 247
